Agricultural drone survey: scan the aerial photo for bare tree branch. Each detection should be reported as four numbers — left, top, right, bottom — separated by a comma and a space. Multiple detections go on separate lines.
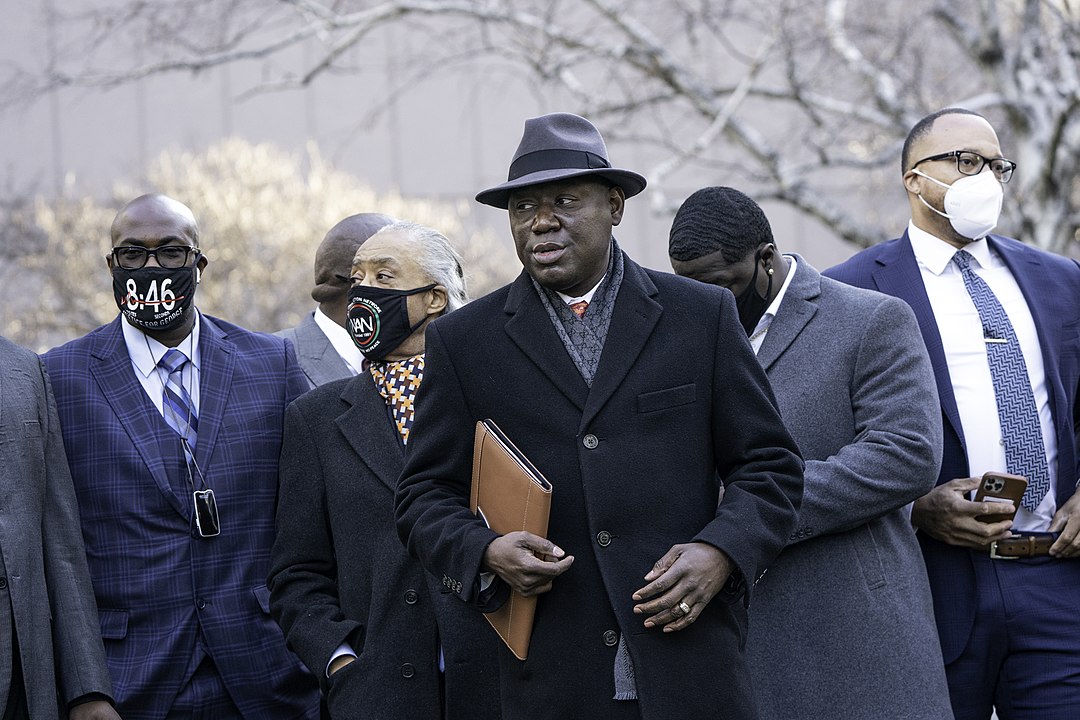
3, 0, 1078, 252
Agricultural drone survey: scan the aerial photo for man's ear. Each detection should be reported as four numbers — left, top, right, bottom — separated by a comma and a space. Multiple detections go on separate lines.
759, 243, 778, 269
427, 286, 448, 316
608, 185, 626, 226
902, 169, 922, 196
196, 253, 208, 283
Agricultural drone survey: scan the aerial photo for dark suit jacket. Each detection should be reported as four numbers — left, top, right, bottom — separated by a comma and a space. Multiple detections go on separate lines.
0, 337, 113, 716
396, 259, 804, 720
275, 311, 354, 390
43, 315, 320, 719
268, 373, 501, 720
825, 232, 1080, 663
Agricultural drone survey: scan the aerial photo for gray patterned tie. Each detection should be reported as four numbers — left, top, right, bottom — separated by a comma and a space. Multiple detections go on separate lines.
952, 250, 1049, 511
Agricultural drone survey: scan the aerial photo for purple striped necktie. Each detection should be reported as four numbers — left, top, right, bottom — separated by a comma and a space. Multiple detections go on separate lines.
158, 348, 199, 453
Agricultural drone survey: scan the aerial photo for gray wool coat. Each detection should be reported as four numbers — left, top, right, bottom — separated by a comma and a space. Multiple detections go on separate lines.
745, 256, 954, 720
0, 337, 113, 715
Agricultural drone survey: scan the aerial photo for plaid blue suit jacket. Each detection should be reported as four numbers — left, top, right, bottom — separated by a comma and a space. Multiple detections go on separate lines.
825, 232, 1080, 664
43, 314, 319, 719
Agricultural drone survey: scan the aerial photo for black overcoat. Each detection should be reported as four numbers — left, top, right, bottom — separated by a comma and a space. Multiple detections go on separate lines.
396, 258, 804, 720
269, 373, 501, 720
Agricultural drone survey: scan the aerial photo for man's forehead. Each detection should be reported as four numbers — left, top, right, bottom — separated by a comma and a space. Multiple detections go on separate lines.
509, 177, 610, 200
352, 231, 421, 266
112, 217, 197, 245
675, 247, 745, 277
112, 198, 198, 244
919, 113, 1002, 156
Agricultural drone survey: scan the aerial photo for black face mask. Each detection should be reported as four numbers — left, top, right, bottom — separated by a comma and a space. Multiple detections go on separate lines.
347, 283, 437, 361
734, 251, 772, 336
112, 262, 200, 332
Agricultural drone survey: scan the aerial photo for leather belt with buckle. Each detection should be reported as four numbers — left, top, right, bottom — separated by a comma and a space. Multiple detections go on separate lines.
989, 533, 1059, 560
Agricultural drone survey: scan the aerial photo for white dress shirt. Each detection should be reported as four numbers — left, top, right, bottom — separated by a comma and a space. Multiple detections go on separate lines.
748, 256, 797, 354
313, 307, 364, 375
557, 275, 605, 307
908, 222, 1057, 531
121, 312, 202, 419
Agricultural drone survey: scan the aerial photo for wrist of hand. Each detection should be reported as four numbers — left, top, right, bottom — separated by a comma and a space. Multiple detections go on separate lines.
328, 654, 356, 677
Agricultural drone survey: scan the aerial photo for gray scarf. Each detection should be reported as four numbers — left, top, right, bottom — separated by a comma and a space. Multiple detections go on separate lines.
530, 238, 638, 700
531, 238, 625, 387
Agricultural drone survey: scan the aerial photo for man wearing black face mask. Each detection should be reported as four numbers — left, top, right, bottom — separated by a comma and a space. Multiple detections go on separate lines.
276, 213, 394, 390
43, 194, 320, 719
669, 186, 952, 720
269, 221, 501, 719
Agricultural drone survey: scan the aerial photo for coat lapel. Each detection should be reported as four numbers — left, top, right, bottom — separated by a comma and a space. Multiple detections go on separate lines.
193, 316, 235, 472
991, 236, 1057, 358
581, 260, 662, 429
296, 312, 351, 386
871, 233, 965, 449
89, 318, 188, 518
756, 255, 818, 372
503, 272, 589, 411
989, 237, 1075, 501
335, 374, 404, 491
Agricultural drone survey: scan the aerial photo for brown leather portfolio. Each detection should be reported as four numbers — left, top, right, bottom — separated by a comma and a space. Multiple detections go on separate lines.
470, 419, 553, 660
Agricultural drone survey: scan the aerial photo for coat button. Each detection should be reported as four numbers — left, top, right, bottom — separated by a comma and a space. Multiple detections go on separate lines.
401, 663, 415, 679
603, 630, 618, 647
583, 434, 599, 449
404, 589, 419, 605
196, 598, 206, 609
596, 531, 612, 547
0, 577, 7, 590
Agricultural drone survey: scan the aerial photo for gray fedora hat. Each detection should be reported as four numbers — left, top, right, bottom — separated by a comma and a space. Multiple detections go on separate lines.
475, 112, 647, 208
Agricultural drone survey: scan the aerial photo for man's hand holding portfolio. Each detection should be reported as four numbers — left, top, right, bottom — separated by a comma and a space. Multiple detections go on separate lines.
482, 531, 574, 597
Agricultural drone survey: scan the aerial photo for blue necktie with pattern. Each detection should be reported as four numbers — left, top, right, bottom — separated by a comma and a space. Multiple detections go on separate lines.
158, 348, 199, 454
952, 250, 1049, 511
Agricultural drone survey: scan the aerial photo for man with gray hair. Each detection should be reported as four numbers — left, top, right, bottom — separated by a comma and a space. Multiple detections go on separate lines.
269, 221, 499, 719
277, 213, 394, 389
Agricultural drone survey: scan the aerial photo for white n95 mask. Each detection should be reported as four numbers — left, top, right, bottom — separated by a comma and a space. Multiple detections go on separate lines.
913, 169, 1004, 240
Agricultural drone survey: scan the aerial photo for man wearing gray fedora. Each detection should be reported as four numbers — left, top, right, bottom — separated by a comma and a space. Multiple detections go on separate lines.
395, 112, 804, 719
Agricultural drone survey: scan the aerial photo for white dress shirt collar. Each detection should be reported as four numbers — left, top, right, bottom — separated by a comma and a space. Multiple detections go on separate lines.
557, 274, 606, 307
908, 221, 993, 276
120, 311, 202, 418
749, 255, 797, 354
313, 307, 364, 375
121, 311, 202, 378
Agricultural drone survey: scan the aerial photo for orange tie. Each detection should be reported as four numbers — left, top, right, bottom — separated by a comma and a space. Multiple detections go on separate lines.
569, 300, 589, 319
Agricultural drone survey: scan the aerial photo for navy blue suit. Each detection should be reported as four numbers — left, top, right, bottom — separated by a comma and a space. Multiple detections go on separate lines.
43, 315, 320, 720
826, 232, 1080, 718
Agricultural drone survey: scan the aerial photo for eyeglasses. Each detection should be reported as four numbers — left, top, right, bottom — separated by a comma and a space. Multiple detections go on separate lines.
112, 245, 198, 269
912, 151, 1016, 183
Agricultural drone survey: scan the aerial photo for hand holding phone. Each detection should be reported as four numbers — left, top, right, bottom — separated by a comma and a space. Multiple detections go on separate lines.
972, 472, 1027, 523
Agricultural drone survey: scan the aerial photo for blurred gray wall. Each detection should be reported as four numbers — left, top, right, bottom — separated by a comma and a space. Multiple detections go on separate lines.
0, 4, 866, 275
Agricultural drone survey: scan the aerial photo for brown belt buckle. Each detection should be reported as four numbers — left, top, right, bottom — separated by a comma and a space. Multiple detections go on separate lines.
989, 540, 1019, 560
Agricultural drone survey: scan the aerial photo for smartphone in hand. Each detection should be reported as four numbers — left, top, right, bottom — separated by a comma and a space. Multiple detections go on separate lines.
973, 472, 1027, 523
